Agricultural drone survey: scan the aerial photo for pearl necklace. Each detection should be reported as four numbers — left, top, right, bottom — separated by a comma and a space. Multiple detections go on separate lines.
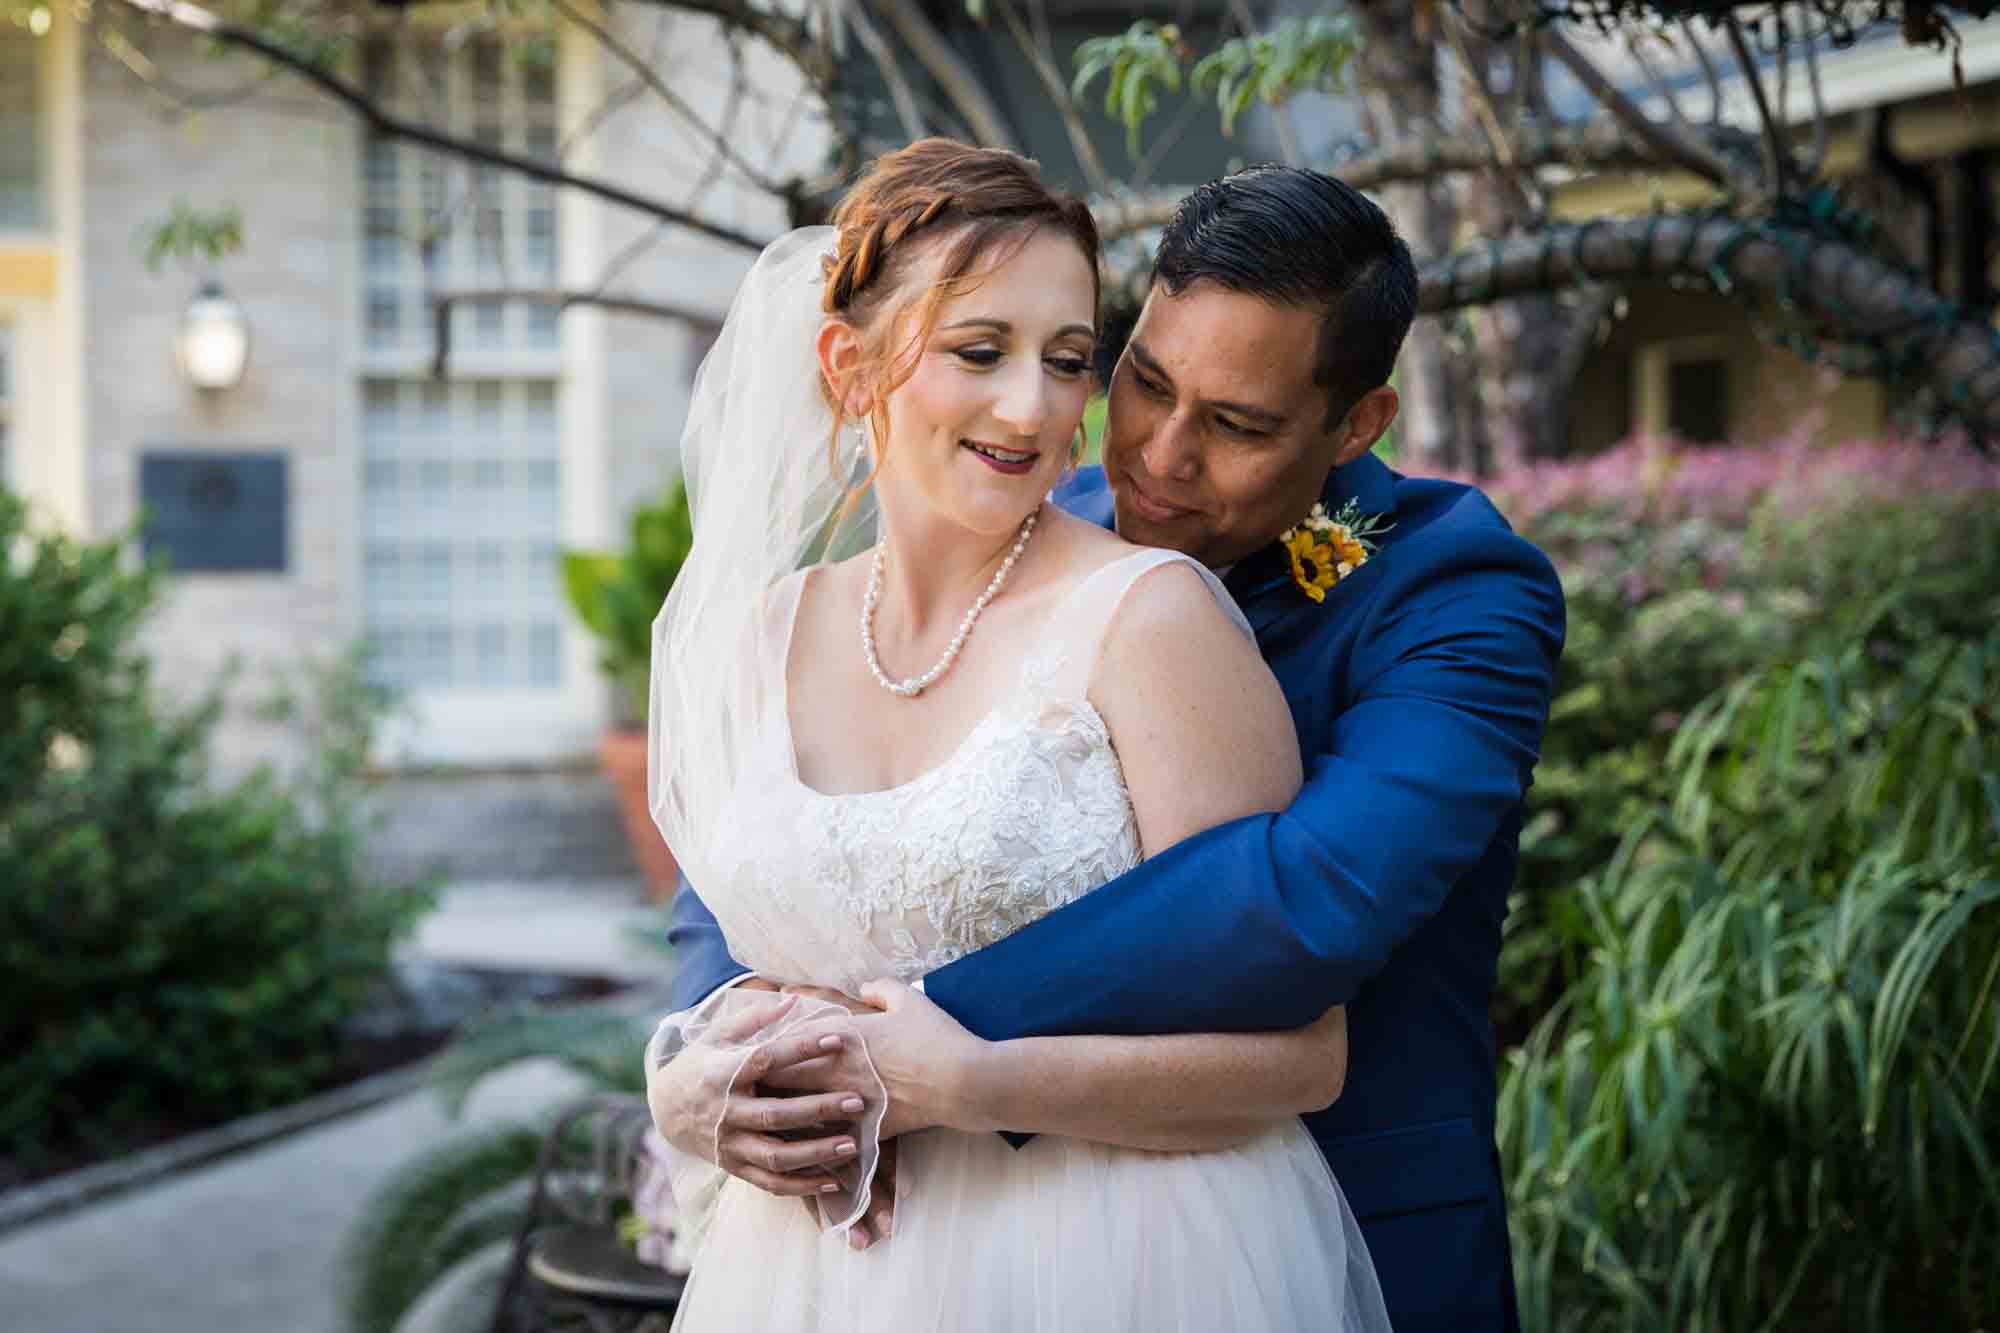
862, 508, 1039, 698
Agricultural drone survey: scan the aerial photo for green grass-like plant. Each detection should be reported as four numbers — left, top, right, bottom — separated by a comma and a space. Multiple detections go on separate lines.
1500, 607, 1999, 1330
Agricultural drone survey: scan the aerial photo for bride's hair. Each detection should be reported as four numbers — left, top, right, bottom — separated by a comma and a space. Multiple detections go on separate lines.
818, 138, 1100, 512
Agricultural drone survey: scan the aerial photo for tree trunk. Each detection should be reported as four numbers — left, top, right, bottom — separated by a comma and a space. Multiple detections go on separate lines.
1456, 23, 1585, 465
1351, 0, 1479, 473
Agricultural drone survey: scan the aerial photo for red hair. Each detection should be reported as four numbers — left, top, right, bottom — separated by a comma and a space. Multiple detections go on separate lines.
818, 138, 1101, 517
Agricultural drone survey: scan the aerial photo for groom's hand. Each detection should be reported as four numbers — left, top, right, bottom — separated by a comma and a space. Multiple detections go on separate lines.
645, 992, 868, 1198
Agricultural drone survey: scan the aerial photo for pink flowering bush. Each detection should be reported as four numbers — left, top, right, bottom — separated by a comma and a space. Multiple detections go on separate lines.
1469, 433, 2000, 1028
1486, 435, 2000, 1331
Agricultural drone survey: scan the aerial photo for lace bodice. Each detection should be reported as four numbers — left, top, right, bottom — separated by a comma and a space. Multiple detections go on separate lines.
695, 547, 1249, 994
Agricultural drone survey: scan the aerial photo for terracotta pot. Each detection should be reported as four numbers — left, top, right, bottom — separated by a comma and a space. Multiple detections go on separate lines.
599, 727, 681, 903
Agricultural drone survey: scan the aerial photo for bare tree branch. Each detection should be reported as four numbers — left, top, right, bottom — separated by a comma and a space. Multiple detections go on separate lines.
1775, 8, 1792, 153
683, 34, 753, 208
1801, 12, 1831, 179
1544, 282, 1620, 444
867, 0, 1020, 150
551, 0, 787, 195
1445, 13, 1518, 170
1131, 88, 1208, 189
563, 75, 651, 159
1540, 28, 1738, 192
111, 0, 771, 254
624, 0, 836, 88
993, 0, 1112, 194
1096, 123, 1659, 239
90, 21, 287, 112
1416, 215, 2000, 433
1725, 16, 1789, 194
428, 288, 712, 377
1626, 27, 1691, 130
1680, 19, 1726, 127
845, 0, 927, 141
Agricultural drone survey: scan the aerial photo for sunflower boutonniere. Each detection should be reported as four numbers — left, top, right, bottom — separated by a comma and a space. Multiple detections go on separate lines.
1279, 498, 1392, 603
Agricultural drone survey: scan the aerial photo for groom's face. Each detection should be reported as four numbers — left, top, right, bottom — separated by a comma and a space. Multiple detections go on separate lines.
1101, 280, 1367, 569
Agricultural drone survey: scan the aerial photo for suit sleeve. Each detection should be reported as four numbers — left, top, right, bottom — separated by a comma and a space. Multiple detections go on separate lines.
922, 525, 1566, 1040
666, 875, 753, 1012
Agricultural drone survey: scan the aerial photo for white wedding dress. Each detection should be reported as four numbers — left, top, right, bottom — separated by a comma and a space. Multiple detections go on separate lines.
662, 546, 1391, 1332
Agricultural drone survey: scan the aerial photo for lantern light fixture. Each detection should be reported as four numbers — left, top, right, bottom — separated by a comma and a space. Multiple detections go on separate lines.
177, 279, 251, 392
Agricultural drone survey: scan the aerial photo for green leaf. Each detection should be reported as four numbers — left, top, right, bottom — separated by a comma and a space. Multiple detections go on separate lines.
1071, 22, 1185, 158
1190, 15, 1358, 137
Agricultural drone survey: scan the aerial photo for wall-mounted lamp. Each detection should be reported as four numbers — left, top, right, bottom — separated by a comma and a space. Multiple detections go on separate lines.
177, 279, 251, 391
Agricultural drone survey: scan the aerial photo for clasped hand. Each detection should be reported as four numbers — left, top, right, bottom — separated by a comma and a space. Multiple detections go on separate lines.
643, 976, 987, 1250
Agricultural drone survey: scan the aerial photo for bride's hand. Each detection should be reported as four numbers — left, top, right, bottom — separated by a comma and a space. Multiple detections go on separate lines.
851, 977, 992, 1139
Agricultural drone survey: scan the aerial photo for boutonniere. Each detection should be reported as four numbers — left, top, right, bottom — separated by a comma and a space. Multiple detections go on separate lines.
1279, 498, 1391, 603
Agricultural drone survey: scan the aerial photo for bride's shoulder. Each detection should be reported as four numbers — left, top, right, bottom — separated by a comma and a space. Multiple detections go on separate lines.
1039, 519, 1235, 634
1038, 510, 1183, 590
778, 552, 868, 603
1094, 554, 1240, 651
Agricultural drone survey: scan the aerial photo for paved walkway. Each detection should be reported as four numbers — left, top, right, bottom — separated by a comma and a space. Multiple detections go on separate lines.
408, 879, 673, 983
0, 879, 669, 1333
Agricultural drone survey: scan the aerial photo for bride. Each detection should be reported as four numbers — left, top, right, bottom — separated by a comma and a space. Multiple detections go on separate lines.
645, 139, 1391, 1331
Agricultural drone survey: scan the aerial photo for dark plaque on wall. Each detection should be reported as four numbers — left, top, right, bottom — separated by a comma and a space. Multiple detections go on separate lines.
139, 451, 289, 574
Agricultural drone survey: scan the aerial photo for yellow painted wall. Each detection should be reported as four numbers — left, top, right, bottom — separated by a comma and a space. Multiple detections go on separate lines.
0, 245, 57, 299
1567, 284, 1887, 453
3, 6, 87, 533
1551, 79, 1995, 450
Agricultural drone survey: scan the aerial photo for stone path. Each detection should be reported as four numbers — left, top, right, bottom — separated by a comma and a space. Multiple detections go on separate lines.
0, 877, 668, 1333
410, 880, 671, 984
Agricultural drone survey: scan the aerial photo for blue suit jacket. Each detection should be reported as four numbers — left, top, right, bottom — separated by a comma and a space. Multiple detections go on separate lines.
668, 453, 1565, 1333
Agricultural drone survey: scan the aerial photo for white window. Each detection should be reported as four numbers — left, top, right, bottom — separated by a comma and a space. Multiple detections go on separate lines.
357, 35, 566, 696
360, 378, 564, 689
0, 25, 46, 231
357, 36, 561, 360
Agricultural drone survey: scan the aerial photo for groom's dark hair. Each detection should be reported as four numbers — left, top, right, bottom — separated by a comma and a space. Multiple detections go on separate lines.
1153, 166, 1416, 430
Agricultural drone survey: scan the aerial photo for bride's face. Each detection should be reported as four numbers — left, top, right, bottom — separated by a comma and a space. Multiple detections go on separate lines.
869, 228, 1097, 538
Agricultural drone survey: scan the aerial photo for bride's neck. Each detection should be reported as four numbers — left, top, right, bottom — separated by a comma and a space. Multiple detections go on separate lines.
871, 500, 1035, 639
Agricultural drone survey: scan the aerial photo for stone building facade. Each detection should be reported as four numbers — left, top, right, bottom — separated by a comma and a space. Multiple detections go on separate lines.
2, 4, 822, 771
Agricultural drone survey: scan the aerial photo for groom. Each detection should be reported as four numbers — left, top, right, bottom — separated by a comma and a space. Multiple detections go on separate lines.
665, 165, 1564, 1332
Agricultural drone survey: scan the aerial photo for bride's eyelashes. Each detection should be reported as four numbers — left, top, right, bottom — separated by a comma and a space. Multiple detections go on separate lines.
947, 343, 1094, 379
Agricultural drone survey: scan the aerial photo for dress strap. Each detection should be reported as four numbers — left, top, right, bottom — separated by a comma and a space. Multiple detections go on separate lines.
1028, 547, 1254, 702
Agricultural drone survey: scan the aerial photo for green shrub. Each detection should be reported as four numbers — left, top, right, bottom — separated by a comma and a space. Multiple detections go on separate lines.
0, 490, 435, 1166
1492, 441, 2000, 1024
1498, 624, 1999, 1330
561, 482, 692, 723
1488, 440, 2000, 1330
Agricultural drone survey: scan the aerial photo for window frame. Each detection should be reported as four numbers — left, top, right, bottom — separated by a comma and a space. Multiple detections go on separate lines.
0, 20, 52, 236
356, 32, 569, 697
1633, 334, 1737, 443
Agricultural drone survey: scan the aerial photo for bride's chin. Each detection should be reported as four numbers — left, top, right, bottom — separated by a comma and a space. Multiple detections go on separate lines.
875, 462, 1053, 544
928, 485, 1049, 539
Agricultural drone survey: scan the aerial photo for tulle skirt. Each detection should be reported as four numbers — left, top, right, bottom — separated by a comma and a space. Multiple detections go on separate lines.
670, 1118, 1392, 1331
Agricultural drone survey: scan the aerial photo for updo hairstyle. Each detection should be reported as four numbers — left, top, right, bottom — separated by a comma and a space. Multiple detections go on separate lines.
819, 138, 1102, 505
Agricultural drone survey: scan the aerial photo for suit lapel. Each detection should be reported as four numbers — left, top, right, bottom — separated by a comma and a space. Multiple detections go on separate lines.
1226, 452, 1399, 646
